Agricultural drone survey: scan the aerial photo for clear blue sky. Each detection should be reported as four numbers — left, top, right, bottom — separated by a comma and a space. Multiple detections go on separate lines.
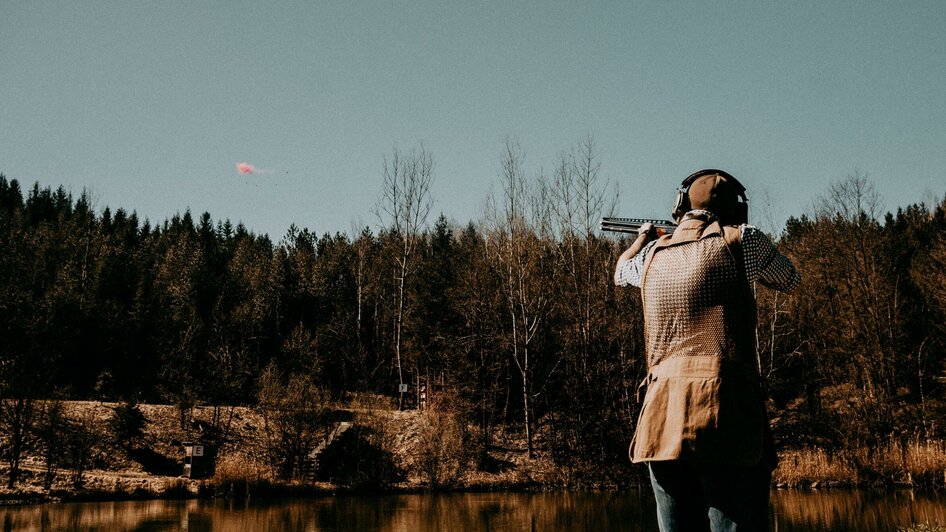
2, 1, 944, 238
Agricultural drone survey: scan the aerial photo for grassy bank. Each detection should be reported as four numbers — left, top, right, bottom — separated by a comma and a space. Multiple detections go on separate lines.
774, 440, 946, 489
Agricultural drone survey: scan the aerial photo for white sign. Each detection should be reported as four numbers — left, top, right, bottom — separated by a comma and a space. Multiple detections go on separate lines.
398, 384, 408, 393
194, 445, 204, 457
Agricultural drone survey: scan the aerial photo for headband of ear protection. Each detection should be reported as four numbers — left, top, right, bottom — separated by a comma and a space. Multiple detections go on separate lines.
671, 169, 749, 224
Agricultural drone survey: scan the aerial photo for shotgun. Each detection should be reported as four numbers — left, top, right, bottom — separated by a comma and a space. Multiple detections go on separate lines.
599, 217, 677, 236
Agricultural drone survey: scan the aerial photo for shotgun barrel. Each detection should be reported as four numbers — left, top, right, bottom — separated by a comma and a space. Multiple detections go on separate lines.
599, 217, 677, 235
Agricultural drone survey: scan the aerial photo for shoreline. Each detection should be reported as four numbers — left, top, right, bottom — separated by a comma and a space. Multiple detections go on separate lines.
1, 467, 942, 507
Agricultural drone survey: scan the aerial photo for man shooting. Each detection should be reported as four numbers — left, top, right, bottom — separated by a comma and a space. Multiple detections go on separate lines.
614, 170, 800, 531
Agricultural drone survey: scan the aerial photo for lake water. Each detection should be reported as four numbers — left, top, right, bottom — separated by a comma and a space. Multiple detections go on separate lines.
2, 490, 945, 531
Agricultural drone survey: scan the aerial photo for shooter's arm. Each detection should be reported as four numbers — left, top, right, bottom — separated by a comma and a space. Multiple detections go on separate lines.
613, 223, 655, 286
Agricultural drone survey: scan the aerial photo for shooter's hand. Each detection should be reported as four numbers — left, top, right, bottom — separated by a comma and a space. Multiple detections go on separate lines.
638, 222, 657, 241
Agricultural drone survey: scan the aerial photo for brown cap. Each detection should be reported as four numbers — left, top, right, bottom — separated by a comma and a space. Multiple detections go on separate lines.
687, 172, 740, 221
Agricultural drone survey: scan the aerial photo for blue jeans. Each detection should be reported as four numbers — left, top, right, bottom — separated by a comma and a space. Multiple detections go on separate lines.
648, 460, 771, 532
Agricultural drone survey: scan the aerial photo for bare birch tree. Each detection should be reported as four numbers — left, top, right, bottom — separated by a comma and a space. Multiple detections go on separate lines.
811, 173, 901, 438
545, 136, 621, 455
486, 139, 550, 457
548, 135, 616, 362
374, 145, 434, 408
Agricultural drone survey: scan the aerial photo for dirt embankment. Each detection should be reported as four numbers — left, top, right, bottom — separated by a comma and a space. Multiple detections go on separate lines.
0, 401, 266, 503
0, 399, 563, 504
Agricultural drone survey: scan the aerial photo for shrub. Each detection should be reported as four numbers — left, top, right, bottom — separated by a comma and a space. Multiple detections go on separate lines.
257, 363, 329, 481
64, 409, 102, 488
36, 400, 67, 489
210, 453, 269, 499
416, 397, 467, 489
109, 401, 147, 449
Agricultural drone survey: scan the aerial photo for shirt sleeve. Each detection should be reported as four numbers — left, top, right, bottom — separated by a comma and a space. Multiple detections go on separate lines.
615, 239, 658, 288
740, 225, 801, 293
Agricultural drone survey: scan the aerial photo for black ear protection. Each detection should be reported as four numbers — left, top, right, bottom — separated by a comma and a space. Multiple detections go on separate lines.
671, 169, 749, 225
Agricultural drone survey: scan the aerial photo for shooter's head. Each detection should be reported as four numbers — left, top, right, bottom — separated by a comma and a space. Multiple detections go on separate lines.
672, 169, 748, 225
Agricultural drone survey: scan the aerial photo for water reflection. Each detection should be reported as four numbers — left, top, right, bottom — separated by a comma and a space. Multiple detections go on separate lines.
1, 493, 658, 532
772, 489, 946, 531
2, 490, 944, 531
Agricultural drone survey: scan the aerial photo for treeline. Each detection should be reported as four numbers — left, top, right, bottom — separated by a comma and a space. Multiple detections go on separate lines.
2, 143, 945, 487
763, 177, 946, 448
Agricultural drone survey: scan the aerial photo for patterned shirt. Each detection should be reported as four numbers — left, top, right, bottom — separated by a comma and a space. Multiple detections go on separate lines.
615, 215, 800, 293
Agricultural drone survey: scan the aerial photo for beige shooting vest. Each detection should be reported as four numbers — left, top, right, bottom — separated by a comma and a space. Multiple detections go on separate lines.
629, 214, 772, 466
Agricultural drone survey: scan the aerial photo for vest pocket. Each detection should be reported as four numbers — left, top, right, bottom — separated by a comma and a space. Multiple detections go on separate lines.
630, 371, 763, 466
